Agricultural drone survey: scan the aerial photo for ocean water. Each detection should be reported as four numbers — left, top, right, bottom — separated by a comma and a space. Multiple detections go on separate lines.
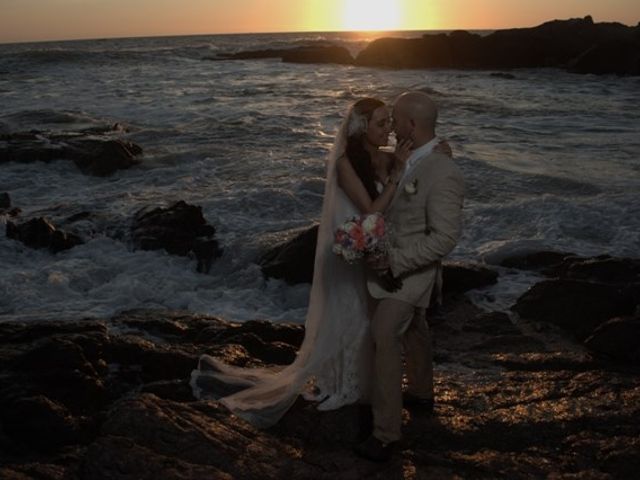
1, 32, 639, 323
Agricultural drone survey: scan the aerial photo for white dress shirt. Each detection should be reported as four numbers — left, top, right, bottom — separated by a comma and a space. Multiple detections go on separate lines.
398, 136, 440, 186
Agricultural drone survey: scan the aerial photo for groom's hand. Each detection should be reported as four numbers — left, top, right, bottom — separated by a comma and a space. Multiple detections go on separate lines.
367, 255, 402, 292
367, 254, 390, 272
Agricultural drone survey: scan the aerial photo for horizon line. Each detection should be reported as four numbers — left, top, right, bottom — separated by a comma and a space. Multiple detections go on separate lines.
2, 27, 488, 47
2, 15, 637, 46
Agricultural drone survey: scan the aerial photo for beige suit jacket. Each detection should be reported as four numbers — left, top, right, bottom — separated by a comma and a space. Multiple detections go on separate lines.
367, 150, 465, 307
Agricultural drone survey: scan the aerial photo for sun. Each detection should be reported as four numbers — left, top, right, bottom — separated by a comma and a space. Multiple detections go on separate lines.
342, 0, 402, 31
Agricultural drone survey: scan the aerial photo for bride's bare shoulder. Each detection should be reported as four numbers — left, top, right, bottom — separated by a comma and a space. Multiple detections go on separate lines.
337, 153, 351, 166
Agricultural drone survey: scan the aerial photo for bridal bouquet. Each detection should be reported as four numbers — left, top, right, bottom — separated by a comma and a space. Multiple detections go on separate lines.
332, 212, 388, 264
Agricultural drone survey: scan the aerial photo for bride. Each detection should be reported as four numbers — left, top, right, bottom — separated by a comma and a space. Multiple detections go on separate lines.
191, 98, 415, 427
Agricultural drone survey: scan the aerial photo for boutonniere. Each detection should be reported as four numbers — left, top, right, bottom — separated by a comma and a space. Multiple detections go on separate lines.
404, 179, 418, 195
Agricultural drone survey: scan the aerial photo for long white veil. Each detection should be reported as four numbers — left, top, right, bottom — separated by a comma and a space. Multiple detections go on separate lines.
190, 107, 371, 428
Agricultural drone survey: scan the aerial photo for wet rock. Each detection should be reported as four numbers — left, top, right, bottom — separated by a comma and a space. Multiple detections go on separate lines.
131, 201, 222, 273
549, 255, 640, 284
584, 315, 640, 363
213, 48, 292, 60
499, 250, 575, 271
0, 129, 143, 176
259, 224, 318, 284
512, 279, 637, 339
69, 137, 142, 176
282, 46, 354, 65
6, 217, 83, 253
0, 192, 10, 208
211, 45, 354, 65
442, 260, 499, 295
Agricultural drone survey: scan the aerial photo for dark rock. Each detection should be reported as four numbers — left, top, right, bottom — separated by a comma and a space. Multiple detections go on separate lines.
211, 45, 354, 65
355, 35, 454, 68
0, 306, 638, 479
107, 335, 197, 383
0, 130, 142, 176
259, 224, 318, 284
282, 46, 354, 65
6, 217, 83, 253
549, 255, 640, 284
213, 332, 297, 365
196, 317, 304, 365
10, 337, 108, 412
492, 351, 598, 372
471, 334, 547, 354
203, 319, 304, 348
462, 311, 520, 335
69, 137, 142, 176
0, 192, 10, 209
585, 315, 640, 363
442, 261, 499, 295
0, 464, 69, 480
512, 279, 637, 339
500, 250, 575, 271
1, 396, 82, 452
569, 39, 640, 75
81, 394, 294, 480
131, 201, 222, 273
599, 437, 640, 479
490, 72, 516, 79
214, 48, 290, 60
354, 16, 640, 75
140, 379, 195, 402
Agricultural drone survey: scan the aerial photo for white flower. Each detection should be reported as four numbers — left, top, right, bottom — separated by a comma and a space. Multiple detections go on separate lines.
404, 179, 418, 195
362, 214, 377, 233
348, 111, 368, 137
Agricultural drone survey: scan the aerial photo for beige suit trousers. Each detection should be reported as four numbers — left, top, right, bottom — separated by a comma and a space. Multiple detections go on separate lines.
368, 298, 434, 444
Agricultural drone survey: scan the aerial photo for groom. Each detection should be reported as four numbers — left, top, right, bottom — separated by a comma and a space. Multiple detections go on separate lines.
355, 91, 465, 461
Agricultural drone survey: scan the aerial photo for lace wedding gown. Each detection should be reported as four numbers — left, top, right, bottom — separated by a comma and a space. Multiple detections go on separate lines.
190, 110, 372, 428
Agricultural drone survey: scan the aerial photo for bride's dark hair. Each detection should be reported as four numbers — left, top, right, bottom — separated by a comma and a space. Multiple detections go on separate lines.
346, 97, 386, 201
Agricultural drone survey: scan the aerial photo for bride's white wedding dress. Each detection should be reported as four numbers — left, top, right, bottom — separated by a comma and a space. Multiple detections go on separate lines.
190, 110, 372, 428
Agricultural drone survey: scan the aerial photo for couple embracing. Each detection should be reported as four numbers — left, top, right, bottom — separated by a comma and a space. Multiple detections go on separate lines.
191, 91, 465, 462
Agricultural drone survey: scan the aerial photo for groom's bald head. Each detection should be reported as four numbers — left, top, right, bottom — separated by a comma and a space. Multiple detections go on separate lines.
393, 91, 438, 146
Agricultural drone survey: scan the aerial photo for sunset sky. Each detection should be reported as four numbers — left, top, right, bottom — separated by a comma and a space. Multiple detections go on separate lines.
1, 0, 638, 44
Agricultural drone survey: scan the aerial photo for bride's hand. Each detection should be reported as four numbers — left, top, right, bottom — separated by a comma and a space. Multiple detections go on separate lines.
393, 138, 413, 169
435, 139, 453, 158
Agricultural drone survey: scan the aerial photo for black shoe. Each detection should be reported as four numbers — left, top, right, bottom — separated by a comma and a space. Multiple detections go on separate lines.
356, 405, 373, 442
403, 392, 434, 413
354, 435, 396, 462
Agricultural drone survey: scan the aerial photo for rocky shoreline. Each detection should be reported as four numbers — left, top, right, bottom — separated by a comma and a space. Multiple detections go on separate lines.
1, 241, 638, 479
208, 16, 640, 76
